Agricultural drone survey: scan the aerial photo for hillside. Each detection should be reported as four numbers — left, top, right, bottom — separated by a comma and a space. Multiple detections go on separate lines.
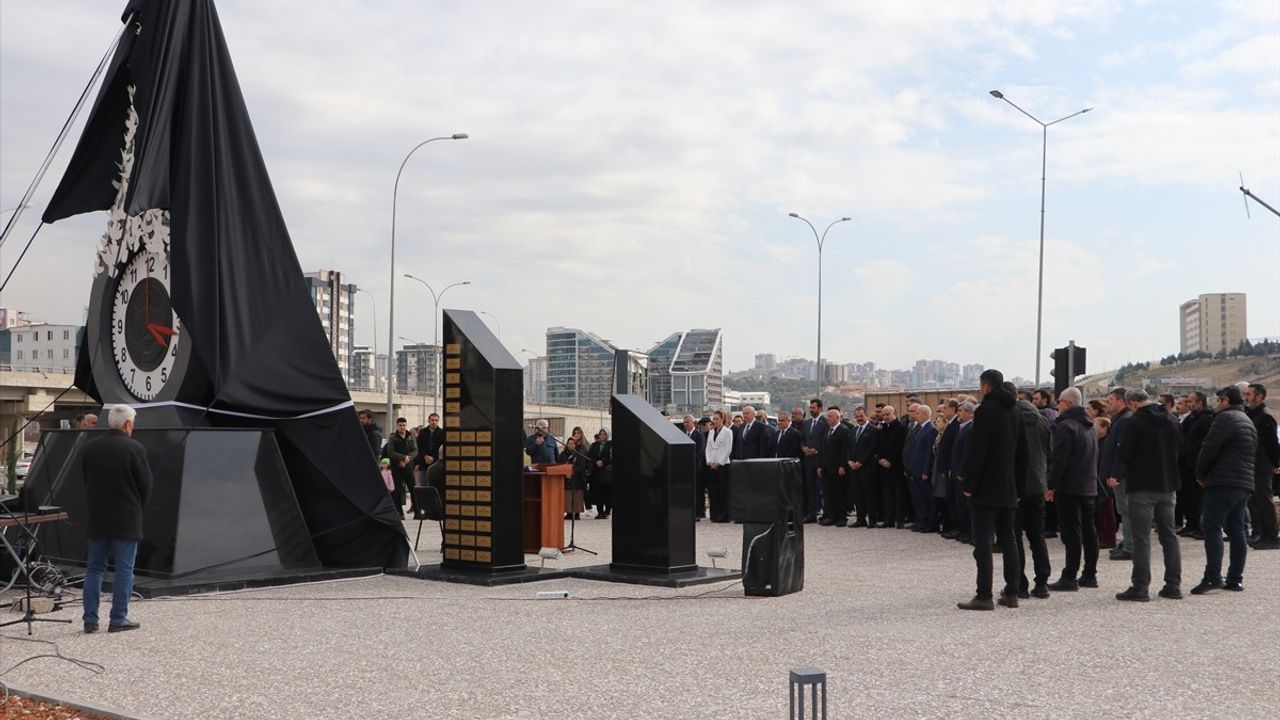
1078, 355, 1280, 394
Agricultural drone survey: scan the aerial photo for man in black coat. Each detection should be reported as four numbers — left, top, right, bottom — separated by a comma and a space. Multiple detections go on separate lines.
1192, 386, 1257, 593
359, 410, 382, 464
734, 405, 772, 460
874, 405, 908, 528
816, 407, 853, 526
682, 415, 708, 519
1046, 388, 1099, 593
382, 417, 417, 517
1101, 388, 1135, 560
1114, 389, 1183, 601
799, 399, 825, 522
847, 406, 880, 527
1177, 392, 1214, 538
958, 370, 1026, 611
774, 412, 804, 461
1243, 384, 1280, 550
80, 405, 153, 633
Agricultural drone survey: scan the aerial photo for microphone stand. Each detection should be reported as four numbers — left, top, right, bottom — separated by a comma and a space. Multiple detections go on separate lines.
529, 427, 597, 556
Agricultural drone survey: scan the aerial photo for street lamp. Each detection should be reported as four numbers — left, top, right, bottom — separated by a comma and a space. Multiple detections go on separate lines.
788, 213, 851, 397
356, 287, 378, 391
403, 274, 471, 415
989, 90, 1091, 386
386, 132, 468, 427
477, 310, 502, 340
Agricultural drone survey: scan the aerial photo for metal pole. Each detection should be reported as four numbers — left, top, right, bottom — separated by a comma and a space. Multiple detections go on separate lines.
1067, 339, 1076, 388
1034, 124, 1047, 387
386, 133, 467, 428
789, 214, 850, 399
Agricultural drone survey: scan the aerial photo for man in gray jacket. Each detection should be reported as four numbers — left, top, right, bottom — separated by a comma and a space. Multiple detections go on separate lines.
1046, 387, 1100, 592
1192, 386, 1258, 594
1013, 383, 1053, 599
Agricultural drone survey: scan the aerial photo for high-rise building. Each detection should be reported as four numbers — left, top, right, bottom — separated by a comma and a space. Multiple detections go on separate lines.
351, 345, 385, 391
546, 327, 616, 410
669, 328, 723, 415
754, 353, 776, 371
1181, 293, 1247, 356
0, 323, 81, 373
304, 270, 356, 383
647, 333, 683, 410
523, 355, 547, 404
395, 343, 439, 397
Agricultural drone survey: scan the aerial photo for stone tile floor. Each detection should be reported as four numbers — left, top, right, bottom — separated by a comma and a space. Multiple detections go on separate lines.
2, 516, 1276, 719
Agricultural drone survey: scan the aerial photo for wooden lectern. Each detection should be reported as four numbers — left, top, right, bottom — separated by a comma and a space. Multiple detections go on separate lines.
522, 464, 571, 553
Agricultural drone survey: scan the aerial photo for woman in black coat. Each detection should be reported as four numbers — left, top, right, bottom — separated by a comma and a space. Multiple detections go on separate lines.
588, 429, 614, 519
558, 437, 591, 519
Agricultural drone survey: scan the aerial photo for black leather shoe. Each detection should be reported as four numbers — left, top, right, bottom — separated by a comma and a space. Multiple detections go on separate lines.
1031, 584, 1051, 599
1248, 538, 1280, 550
834, 519, 848, 527
1042, 530, 1058, 539
83, 622, 98, 634
957, 596, 995, 611
804, 516, 818, 524
1047, 578, 1079, 591
818, 518, 835, 526
1158, 585, 1183, 600
1190, 578, 1223, 595
851, 520, 868, 528
1115, 587, 1150, 602
941, 530, 959, 539
108, 619, 141, 633
1224, 581, 1244, 592
1078, 576, 1099, 588
1017, 588, 1031, 599
997, 593, 1019, 608
1109, 550, 1133, 560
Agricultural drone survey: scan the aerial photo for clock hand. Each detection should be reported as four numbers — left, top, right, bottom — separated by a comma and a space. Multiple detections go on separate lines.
146, 321, 176, 347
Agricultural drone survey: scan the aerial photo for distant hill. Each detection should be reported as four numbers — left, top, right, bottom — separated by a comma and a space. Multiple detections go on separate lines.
1078, 356, 1280, 394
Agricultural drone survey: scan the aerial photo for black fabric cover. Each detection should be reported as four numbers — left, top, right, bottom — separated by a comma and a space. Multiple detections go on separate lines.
42, 0, 407, 568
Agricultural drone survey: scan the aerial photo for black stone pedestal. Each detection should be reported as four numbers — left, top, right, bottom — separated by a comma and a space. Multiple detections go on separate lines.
387, 564, 569, 587
566, 564, 741, 588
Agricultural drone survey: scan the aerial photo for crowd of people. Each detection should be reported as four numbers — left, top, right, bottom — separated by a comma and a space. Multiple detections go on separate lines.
680, 373, 1278, 609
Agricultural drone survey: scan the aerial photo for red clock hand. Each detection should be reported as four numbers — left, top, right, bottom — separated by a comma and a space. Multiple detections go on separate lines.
146, 321, 176, 347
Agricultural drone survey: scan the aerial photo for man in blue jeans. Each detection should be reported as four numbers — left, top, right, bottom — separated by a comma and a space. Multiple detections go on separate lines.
1192, 386, 1258, 594
80, 404, 153, 633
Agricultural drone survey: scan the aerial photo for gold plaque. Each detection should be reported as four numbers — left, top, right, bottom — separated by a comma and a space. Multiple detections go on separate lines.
461, 520, 476, 531
461, 446, 476, 457
461, 490, 476, 502
476, 491, 491, 502
446, 358, 461, 369
476, 521, 492, 533
476, 536, 492, 548
475, 505, 491, 518
445, 504, 460, 515
461, 431, 476, 442
462, 461, 476, 471
476, 431, 492, 443
447, 460, 461, 471
461, 535, 476, 547
461, 550, 476, 561
445, 519, 460, 530
475, 476, 491, 488
461, 505, 476, 517
447, 343, 462, 354
476, 551, 491, 563
445, 387, 460, 399
445, 549, 460, 560
446, 402, 460, 413
447, 431, 461, 443
446, 373, 460, 384
477, 461, 491, 472
446, 416, 461, 426
445, 489, 460, 501
461, 476, 476, 487
475, 445, 491, 457
444, 533, 460, 545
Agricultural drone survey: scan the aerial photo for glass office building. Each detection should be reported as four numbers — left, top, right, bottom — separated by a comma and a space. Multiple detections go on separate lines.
546, 327, 617, 410
669, 328, 723, 416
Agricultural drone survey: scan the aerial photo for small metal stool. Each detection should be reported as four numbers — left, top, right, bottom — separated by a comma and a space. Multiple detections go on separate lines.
789, 666, 827, 720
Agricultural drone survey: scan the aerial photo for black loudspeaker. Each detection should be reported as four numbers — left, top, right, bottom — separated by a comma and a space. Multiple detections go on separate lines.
728, 459, 804, 596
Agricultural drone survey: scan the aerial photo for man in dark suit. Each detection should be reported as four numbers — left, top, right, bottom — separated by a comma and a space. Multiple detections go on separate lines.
900, 401, 922, 527
847, 406, 880, 527
874, 405, 908, 528
682, 414, 708, 518
935, 400, 962, 534
733, 405, 772, 460
799, 399, 825, 522
817, 406, 853, 526
80, 404, 153, 633
908, 405, 939, 531
774, 412, 804, 460
958, 370, 1026, 611
950, 402, 975, 542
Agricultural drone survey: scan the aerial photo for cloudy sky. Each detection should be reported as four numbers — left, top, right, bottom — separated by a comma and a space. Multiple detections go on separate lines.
2, 1, 1277, 381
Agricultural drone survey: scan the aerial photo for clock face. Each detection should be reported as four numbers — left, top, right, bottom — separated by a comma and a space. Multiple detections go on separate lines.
110, 247, 180, 401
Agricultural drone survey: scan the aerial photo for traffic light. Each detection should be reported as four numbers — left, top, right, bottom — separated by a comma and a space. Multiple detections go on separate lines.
1050, 342, 1087, 395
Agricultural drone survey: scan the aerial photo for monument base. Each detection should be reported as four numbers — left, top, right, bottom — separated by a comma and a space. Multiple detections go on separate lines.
388, 564, 570, 586
73, 565, 383, 598
567, 564, 742, 588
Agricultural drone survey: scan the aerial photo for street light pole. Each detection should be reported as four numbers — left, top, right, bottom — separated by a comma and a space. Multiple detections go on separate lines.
387, 132, 468, 426
788, 213, 851, 398
989, 90, 1091, 386
477, 310, 502, 340
403, 274, 471, 416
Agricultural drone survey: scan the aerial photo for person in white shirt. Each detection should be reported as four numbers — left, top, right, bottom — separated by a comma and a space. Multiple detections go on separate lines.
705, 410, 735, 522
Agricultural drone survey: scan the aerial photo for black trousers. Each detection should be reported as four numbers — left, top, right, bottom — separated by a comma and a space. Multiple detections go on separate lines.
1177, 467, 1202, 531
594, 482, 613, 517
877, 466, 901, 524
1056, 492, 1099, 580
820, 469, 848, 520
1251, 473, 1279, 541
852, 468, 876, 523
391, 468, 413, 512
802, 457, 821, 520
694, 468, 707, 518
1014, 495, 1052, 589
708, 466, 730, 522
970, 505, 1018, 599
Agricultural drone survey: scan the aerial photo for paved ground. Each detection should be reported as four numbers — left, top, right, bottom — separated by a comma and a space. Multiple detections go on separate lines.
2, 514, 1277, 719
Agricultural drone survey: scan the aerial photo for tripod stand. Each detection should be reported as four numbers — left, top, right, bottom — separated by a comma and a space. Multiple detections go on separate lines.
0, 510, 72, 636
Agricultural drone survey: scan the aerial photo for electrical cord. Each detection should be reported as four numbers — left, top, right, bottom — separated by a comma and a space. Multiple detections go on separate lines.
0, 634, 104, 678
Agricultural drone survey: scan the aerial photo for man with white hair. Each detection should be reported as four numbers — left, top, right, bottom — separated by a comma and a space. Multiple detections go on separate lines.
1046, 387, 1099, 593
79, 404, 153, 633
524, 419, 557, 464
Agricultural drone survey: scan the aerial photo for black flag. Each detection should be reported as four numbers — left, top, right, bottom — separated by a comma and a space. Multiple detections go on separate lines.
44, 0, 408, 568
